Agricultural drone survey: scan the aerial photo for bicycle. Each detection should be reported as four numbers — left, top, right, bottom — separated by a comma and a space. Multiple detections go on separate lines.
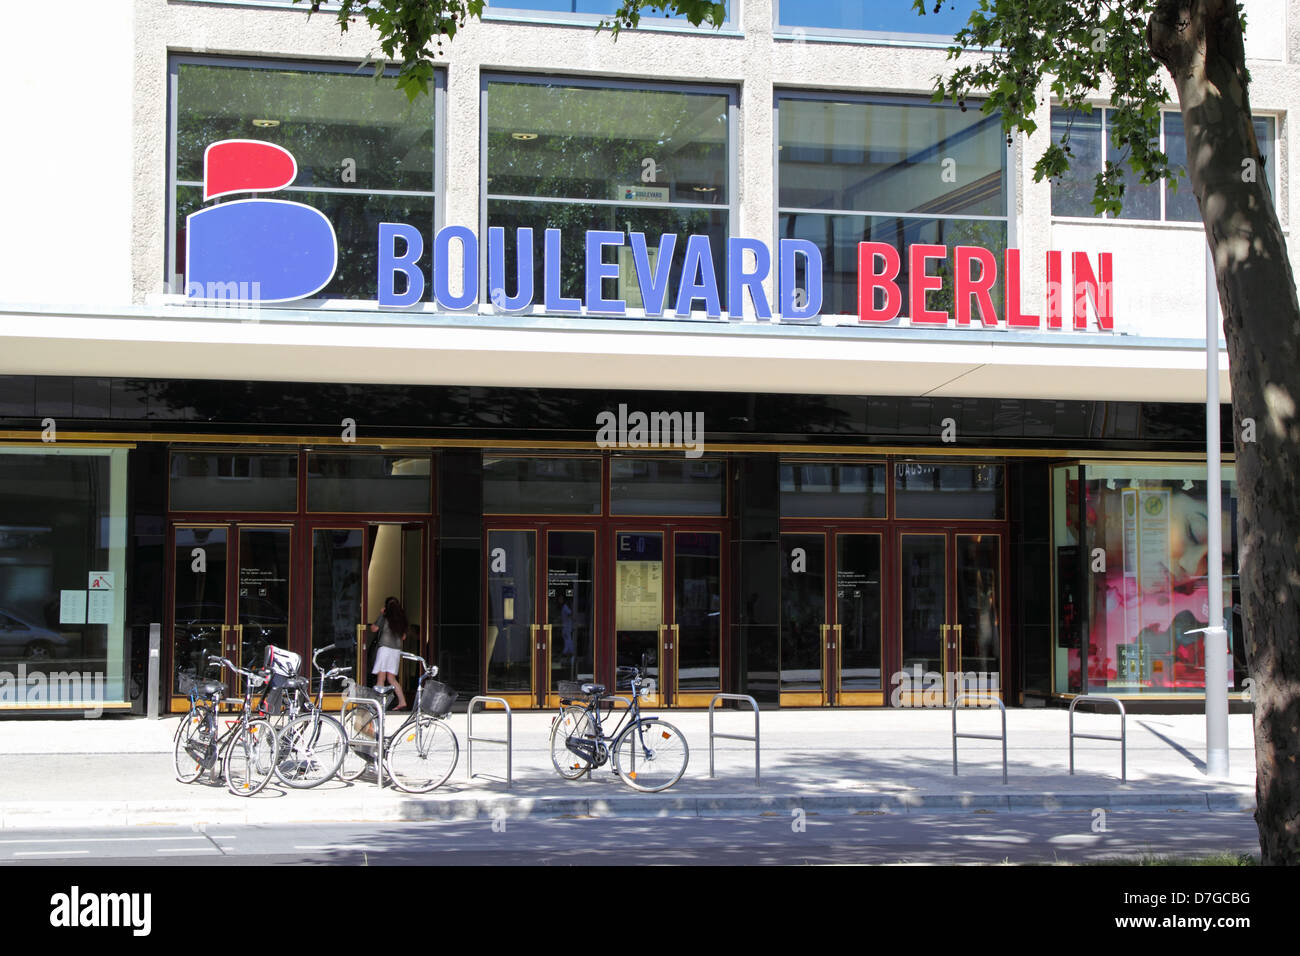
268, 645, 351, 788
549, 666, 689, 793
338, 651, 459, 793
173, 655, 280, 797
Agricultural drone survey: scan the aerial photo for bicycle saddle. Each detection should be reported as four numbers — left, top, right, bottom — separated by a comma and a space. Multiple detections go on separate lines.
284, 676, 309, 693
196, 679, 225, 698
580, 683, 606, 696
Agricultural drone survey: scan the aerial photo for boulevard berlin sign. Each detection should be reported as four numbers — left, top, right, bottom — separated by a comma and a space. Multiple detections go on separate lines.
186, 140, 1114, 330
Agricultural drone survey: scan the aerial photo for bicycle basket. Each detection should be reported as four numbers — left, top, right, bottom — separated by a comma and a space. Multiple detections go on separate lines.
177, 670, 198, 695
418, 679, 456, 717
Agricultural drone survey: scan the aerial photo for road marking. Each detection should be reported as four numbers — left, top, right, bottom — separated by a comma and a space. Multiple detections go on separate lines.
156, 847, 222, 854
0, 836, 208, 845
13, 850, 91, 857
293, 844, 368, 851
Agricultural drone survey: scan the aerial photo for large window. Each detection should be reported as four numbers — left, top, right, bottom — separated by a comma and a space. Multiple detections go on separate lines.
0, 447, 130, 709
775, 0, 979, 40
1050, 108, 1277, 221
170, 57, 439, 300
485, 0, 733, 28
484, 76, 733, 317
777, 93, 1010, 317
1052, 463, 1244, 697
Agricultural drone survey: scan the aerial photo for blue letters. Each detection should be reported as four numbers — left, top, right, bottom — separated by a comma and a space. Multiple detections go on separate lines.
585, 230, 626, 315
377, 222, 424, 307
779, 238, 823, 322
487, 226, 534, 312
544, 228, 582, 312
727, 237, 772, 321
630, 233, 677, 317
674, 235, 722, 319
433, 225, 478, 311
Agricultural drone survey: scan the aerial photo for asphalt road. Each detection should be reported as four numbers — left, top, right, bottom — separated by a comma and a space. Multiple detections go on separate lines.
0, 810, 1261, 865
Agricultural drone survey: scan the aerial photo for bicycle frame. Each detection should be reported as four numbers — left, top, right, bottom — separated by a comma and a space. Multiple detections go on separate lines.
559, 671, 660, 766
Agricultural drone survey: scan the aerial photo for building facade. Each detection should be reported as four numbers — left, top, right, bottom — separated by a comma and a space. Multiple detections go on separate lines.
2, 0, 1294, 715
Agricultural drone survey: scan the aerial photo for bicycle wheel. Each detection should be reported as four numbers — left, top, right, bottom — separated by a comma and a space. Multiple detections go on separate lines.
338, 705, 380, 781
384, 715, 459, 793
223, 718, 279, 796
173, 706, 217, 784
612, 718, 688, 793
275, 712, 346, 788
550, 705, 596, 780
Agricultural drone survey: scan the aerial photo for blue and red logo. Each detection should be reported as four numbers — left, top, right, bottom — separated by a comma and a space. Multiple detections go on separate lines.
186, 140, 338, 303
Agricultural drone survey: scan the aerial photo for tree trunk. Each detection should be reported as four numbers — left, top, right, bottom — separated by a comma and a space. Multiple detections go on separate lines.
1149, 0, 1300, 865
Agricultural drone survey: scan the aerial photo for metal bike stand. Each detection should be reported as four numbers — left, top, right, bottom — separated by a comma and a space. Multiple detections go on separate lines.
1068, 695, 1127, 782
951, 694, 1008, 784
343, 696, 385, 788
466, 696, 512, 789
708, 693, 760, 782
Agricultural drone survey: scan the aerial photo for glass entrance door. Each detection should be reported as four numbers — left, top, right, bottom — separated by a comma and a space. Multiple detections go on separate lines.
671, 530, 723, 706
543, 530, 596, 708
781, 531, 885, 706
170, 523, 292, 705
614, 531, 664, 706
897, 531, 1003, 706
486, 529, 537, 708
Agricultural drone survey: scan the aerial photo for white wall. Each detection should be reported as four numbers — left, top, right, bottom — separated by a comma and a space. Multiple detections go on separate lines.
0, 1, 135, 308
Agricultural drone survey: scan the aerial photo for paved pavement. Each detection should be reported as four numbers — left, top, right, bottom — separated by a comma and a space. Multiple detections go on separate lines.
0, 707, 1258, 829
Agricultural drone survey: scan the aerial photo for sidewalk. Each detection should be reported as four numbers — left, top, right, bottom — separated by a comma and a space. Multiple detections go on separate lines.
0, 708, 1258, 828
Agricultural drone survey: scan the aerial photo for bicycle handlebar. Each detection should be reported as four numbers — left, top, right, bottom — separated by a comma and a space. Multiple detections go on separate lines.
398, 651, 437, 678
206, 654, 269, 688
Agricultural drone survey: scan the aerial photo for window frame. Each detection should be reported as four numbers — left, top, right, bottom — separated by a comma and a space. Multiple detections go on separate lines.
166, 54, 446, 303
482, 0, 738, 33
479, 72, 739, 317
1049, 105, 1279, 225
771, 0, 980, 47
773, 88, 1017, 321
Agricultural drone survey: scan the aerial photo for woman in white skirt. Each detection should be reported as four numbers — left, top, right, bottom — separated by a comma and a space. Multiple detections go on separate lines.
370, 596, 409, 710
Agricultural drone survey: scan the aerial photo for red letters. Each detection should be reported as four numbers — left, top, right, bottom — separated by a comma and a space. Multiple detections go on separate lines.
954, 246, 999, 327
858, 241, 902, 322
909, 244, 949, 324
1072, 251, 1114, 331
1003, 249, 1040, 328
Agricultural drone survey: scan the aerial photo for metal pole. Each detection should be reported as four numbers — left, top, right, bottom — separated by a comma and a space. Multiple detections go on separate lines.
1204, 244, 1229, 778
146, 623, 161, 719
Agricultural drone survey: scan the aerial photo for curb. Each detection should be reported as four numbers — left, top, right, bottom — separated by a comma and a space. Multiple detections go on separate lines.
0, 790, 1256, 829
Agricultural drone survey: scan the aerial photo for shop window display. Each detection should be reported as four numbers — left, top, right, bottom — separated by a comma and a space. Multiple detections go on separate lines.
1055, 464, 1240, 696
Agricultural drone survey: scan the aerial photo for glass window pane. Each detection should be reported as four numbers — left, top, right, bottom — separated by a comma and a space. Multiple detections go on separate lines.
170, 452, 298, 512
779, 98, 1006, 216
781, 462, 886, 518
674, 531, 721, 691
174, 61, 435, 299
837, 535, 882, 691
489, 0, 728, 22
777, 0, 978, 34
781, 534, 825, 692
487, 80, 729, 203
173, 526, 227, 693
1050, 107, 1103, 217
610, 458, 725, 516
1082, 464, 1240, 695
779, 212, 1007, 318
894, 462, 1005, 519
0, 448, 130, 706
483, 457, 601, 515
306, 454, 431, 513
1108, 111, 1160, 220
1052, 466, 1083, 694
1166, 113, 1276, 223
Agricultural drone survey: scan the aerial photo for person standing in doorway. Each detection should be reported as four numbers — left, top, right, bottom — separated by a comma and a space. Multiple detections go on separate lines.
370, 596, 409, 710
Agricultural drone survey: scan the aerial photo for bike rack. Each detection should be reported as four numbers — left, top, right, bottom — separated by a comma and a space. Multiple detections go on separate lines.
708, 694, 760, 782
343, 695, 385, 788
951, 694, 1007, 784
1068, 695, 1127, 782
466, 696, 512, 789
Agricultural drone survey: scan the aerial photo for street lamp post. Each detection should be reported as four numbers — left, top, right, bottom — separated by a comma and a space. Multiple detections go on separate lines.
1202, 244, 1229, 778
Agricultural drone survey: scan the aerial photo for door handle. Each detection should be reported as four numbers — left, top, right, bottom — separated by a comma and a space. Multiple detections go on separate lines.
668, 623, 678, 651
542, 623, 552, 649
531, 623, 541, 650
821, 623, 831, 648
